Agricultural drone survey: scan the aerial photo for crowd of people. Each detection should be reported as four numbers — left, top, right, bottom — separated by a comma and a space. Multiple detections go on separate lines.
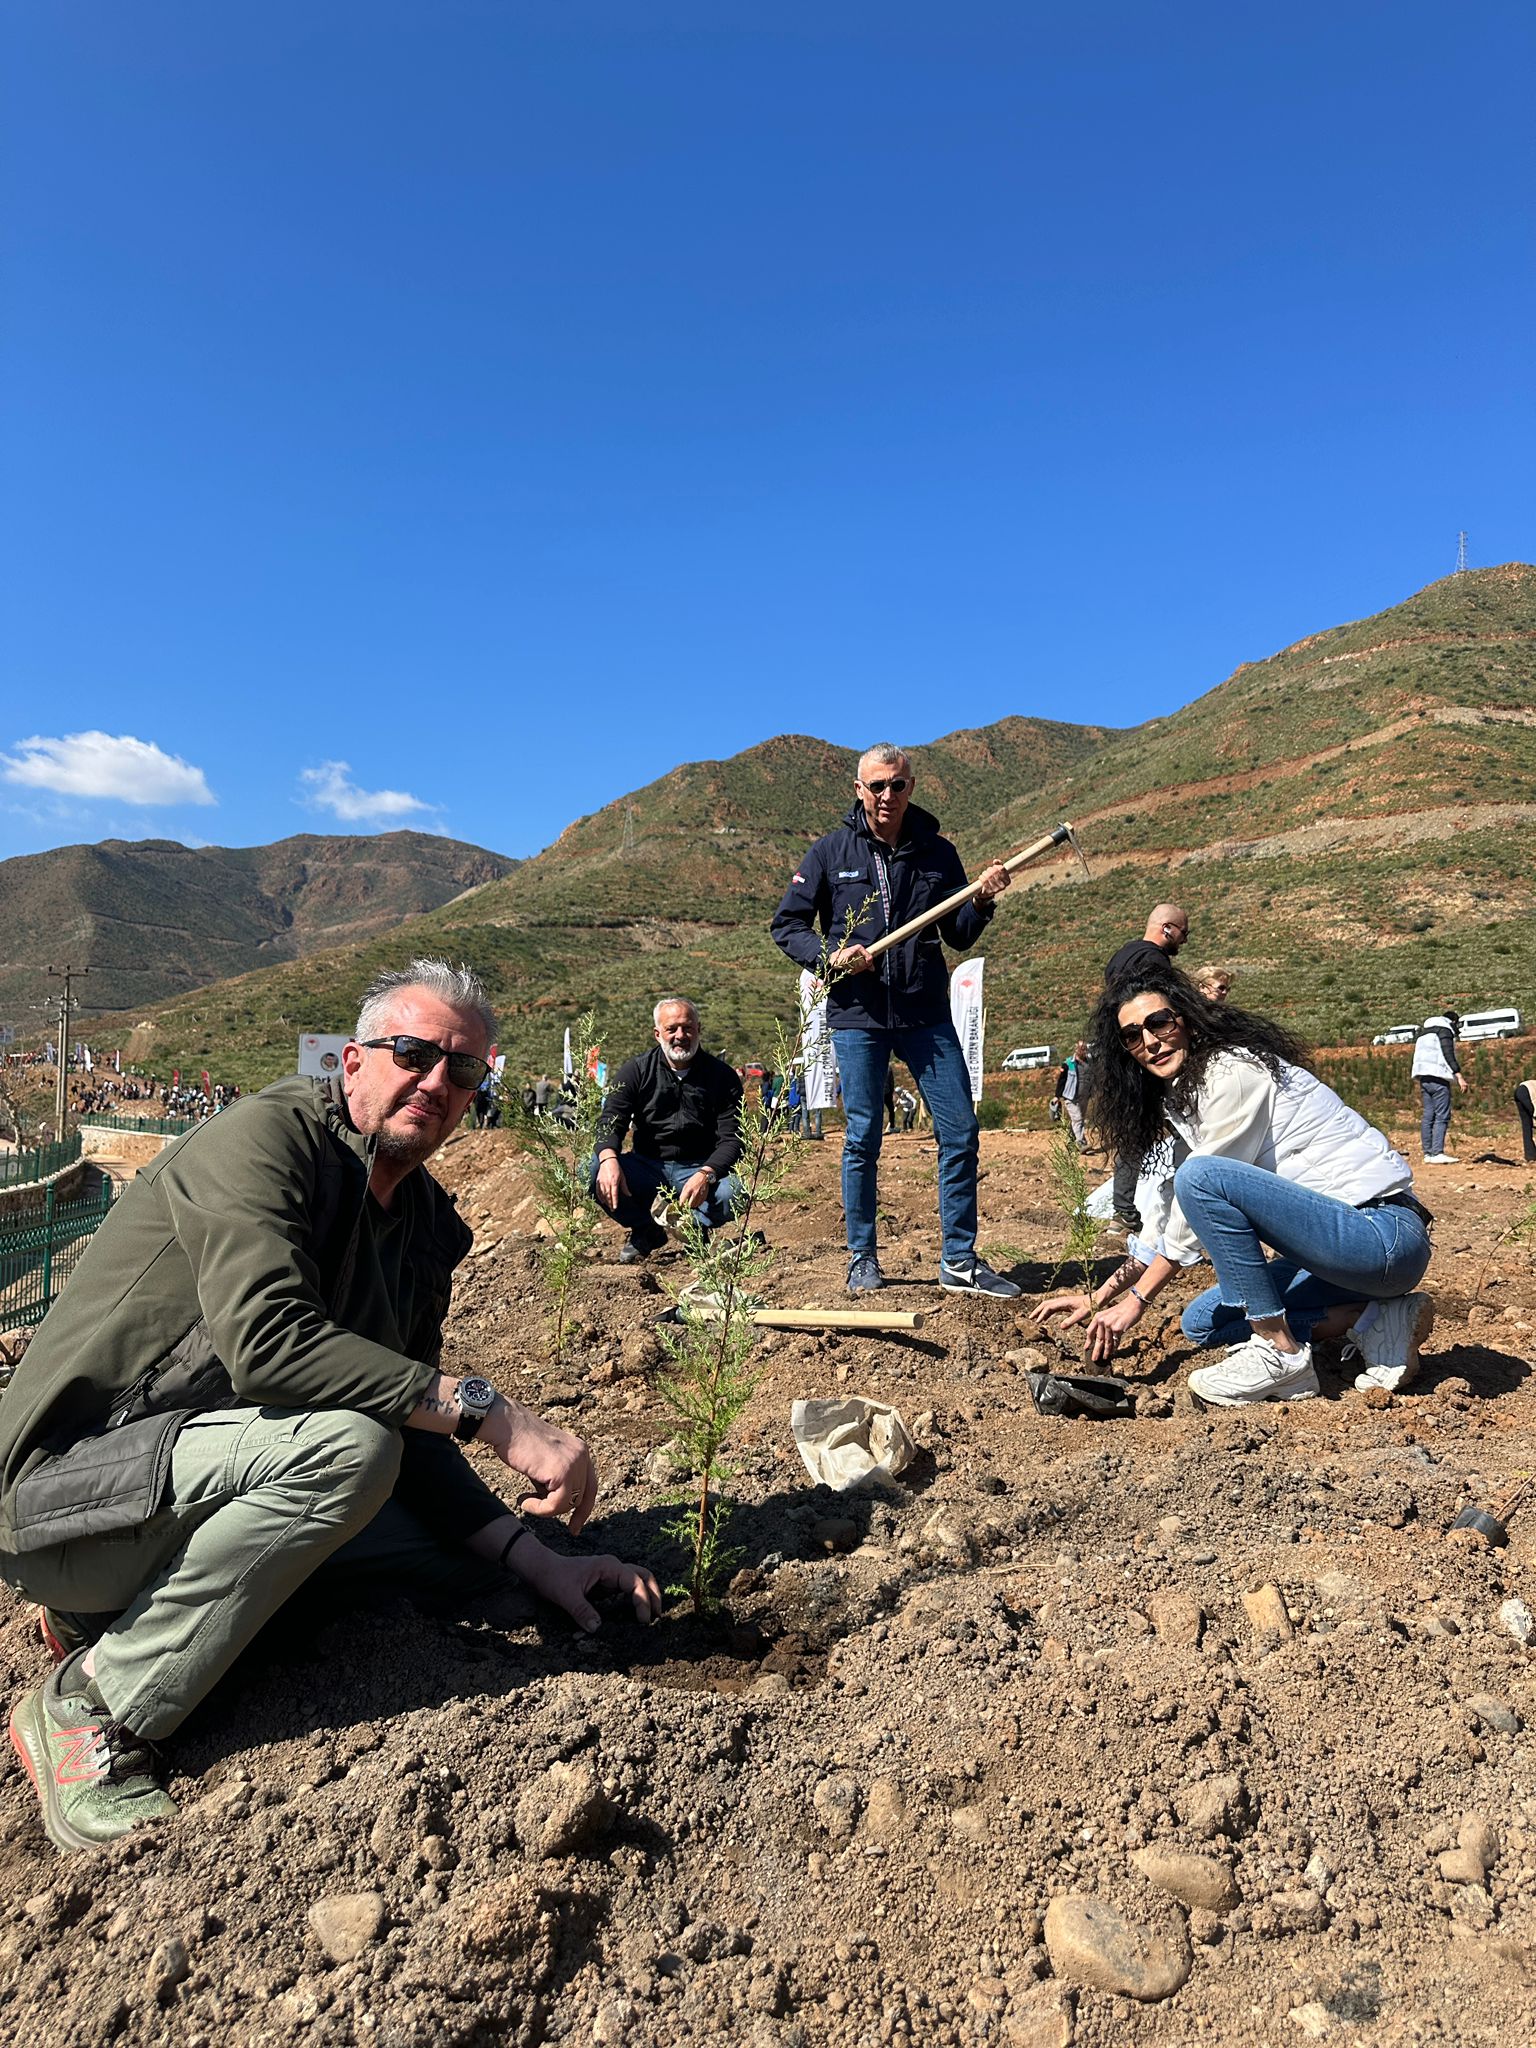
64, 1075, 242, 1124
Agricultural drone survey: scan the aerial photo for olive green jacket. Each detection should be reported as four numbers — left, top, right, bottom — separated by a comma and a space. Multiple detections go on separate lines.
0, 1074, 471, 1553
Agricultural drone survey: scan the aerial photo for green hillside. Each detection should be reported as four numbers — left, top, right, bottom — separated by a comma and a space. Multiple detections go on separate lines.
66, 567, 1536, 1089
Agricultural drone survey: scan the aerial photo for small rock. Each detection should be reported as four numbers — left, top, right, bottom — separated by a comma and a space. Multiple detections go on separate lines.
1439, 1848, 1487, 1885
1459, 1814, 1500, 1869
810, 1517, 859, 1553
1132, 1848, 1240, 1912
1177, 1772, 1251, 1840
1241, 1583, 1293, 1641
1188, 1909, 1225, 1946
1303, 1851, 1332, 1893
145, 1932, 191, 2001
1466, 1693, 1519, 1735
516, 1759, 614, 1859
951, 1804, 989, 1842
812, 1773, 862, 1842
620, 1331, 661, 1376
1147, 1592, 1205, 1648
921, 1506, 978, 1559
644, 1442, 687, 1486
593, 1995, 635, 2043
1499, 1598, 1535, 1645
307, 1893, 385, 1964
1269, 1888, 1328, 1933
864, 1777, 908, 1842
1003, 1985, 1075, 2048
968, 1977, 1008, 2016
457, 1876, 546, 1961
750, 1671, 791, 1698
1043, 1892, 1191, 2002
1289, 2003, 1337, 2039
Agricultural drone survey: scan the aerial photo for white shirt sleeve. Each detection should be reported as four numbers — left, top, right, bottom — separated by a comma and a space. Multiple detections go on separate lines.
1159, 1055, 1277, 1265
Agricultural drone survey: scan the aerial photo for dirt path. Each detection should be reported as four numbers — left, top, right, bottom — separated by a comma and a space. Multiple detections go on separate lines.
3, 1129, 1535, 2046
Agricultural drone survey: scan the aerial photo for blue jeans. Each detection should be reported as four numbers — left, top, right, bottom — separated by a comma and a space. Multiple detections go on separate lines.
1175, 1155, 1432, 1348
584, 1152, 743, 1235
1419, 1078, 1452, 1156
833, 1022, 978, 1266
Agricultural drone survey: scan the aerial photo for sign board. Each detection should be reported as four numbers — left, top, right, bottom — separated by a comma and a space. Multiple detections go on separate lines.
298, 1033, 349, 1079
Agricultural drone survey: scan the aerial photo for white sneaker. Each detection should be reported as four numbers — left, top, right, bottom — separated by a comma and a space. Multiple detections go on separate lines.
1344, 1293, 1434, 1393
1189, 1334, 1318, 1407
1422, 1153, 1458, 1165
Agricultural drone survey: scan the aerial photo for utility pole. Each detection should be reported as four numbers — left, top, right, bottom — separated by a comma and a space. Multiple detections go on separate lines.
621, 801, 636, 859
46, 966, 89, 1139
1456, 530, 1470, 575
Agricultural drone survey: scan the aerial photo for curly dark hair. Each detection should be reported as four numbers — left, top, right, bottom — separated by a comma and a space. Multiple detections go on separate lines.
1087, 965, 1311, 1160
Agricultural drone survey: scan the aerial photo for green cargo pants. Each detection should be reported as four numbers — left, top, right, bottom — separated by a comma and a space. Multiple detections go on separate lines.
13, 1405, 405, 1740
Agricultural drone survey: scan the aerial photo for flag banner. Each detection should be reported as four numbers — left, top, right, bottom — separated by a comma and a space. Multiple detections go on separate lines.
82, 1045, 93, 1073
798, 969, 839, 1112
950, 957, 985, 1104
201, 1070, 211, 1096
563, 1028, 573, 1082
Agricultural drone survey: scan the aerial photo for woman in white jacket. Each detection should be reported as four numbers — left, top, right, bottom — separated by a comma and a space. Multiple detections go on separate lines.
1034, 968, 1434, 1406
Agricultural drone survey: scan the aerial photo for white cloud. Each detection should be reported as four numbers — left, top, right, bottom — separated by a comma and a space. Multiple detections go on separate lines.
1, 731, 216, 806
299, 760, 437, 826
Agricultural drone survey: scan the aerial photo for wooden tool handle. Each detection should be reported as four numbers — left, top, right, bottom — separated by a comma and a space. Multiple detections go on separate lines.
860, 823, 1077, 963
751, 1308, 925, 1331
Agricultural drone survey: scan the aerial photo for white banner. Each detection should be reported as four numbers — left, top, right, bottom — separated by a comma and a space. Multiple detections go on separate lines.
562, 1027, 573, 1083
798, 969, 840, 1112
949, 957, 985, 1104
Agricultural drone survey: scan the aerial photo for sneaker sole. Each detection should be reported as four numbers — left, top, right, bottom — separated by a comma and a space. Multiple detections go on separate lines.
1354, 1297, 1435, 1393
939, 1277, 1021, 1298
7, 1692, 97, 1855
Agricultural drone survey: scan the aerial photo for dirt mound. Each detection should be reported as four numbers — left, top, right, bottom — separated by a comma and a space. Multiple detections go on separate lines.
4, 1131, 1536, 2044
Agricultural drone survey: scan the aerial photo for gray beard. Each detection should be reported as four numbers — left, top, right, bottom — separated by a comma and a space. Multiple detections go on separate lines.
374, 1126, 438, 1169
660, 1046, 697, 1070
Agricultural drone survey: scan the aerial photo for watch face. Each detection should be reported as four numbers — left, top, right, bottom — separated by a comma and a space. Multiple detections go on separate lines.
460, 1376, 495, 1413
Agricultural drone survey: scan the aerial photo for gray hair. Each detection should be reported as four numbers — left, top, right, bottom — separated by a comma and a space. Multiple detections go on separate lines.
355, 959, 498, 1046
859, 742, 909, 773
653, 996, 699, 1028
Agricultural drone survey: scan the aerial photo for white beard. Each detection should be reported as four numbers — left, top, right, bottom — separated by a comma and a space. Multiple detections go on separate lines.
659, 1043, 698, 1070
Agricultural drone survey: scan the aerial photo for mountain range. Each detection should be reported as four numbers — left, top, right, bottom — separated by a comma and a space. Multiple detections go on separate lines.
12, 564, 1535, 1082
0, 832, 515, 1029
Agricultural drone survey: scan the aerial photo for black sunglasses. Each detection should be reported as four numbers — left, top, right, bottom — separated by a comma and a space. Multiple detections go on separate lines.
1119, 1007, 1181, 1049
861, 776, 910, 796
359, 1035, 491, 1090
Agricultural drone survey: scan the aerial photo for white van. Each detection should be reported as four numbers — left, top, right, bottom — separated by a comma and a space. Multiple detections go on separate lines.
1001, 1045, 1056, 1071
1370, 1026, 1417, 1046
1458, 1007, 1524, 1042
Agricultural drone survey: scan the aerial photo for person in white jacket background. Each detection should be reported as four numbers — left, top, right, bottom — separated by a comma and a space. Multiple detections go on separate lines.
1410, 1011, 1466, 1164
1034, 968, 1435, 1406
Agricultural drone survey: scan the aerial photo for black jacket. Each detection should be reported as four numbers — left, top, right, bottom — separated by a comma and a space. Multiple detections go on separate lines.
1104, 937, 1173, 988
771, 801, 992, 1032
595, 1045, 744, 1177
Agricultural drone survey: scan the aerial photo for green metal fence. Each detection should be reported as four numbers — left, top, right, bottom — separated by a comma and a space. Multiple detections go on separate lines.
0, 1179, 116, 1329
0, 1134, 83, 1190
78, 1113, 199, 1137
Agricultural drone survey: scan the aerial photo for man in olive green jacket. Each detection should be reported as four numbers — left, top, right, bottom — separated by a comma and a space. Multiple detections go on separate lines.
3, 959, 659, 1856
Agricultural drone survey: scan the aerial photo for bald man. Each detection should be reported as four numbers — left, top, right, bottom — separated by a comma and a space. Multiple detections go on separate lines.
1102, 903, 1192, 1229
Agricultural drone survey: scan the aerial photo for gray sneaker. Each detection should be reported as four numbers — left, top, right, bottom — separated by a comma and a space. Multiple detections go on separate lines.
939, 1258, 1021, 1299
9, 1660, 175, 1854
847, 1254, 884, 1293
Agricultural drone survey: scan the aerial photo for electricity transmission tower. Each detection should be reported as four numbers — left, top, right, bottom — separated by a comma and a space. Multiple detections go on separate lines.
621, 802, 636, 858
1456, 531, 1470, 574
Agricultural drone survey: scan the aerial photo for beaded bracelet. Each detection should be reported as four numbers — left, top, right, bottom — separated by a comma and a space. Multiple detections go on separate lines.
499, 1525, 534, 1570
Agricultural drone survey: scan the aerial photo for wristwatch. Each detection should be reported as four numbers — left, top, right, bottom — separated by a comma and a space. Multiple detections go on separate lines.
454, 1375, 497, 1442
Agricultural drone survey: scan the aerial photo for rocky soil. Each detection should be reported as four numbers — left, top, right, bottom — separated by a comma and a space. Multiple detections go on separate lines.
3, 1123, 1536, 2047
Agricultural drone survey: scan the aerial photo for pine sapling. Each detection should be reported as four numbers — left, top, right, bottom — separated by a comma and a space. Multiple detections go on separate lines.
516, 1013, 606, 1368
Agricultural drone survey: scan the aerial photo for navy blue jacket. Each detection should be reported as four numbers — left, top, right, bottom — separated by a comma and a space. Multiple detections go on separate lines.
771, 801, 993, 1032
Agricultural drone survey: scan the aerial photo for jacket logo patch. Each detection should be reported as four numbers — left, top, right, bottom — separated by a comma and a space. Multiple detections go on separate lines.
792, 872, 805, 883
836, 869, 865, 880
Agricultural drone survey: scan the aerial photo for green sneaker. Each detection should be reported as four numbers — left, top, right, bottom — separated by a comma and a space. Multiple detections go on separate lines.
8, 1661, 176, 1853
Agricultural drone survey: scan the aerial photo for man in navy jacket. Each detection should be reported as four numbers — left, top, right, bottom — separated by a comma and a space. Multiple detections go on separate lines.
771, 743, 1019, 1297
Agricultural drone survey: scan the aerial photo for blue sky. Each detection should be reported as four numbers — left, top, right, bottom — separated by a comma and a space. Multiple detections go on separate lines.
3, 2, 1532, 862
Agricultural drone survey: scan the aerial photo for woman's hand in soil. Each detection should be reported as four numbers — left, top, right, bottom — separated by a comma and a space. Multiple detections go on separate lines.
485, 1400, 599, 1533
1082, 1293, 1144, 1362
1031, 1291, 1094, 1329
510, 1538, 663, 1632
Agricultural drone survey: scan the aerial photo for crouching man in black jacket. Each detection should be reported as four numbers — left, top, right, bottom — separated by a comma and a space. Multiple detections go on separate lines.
772, 742, 1019, 1298
588, 998, 745, 1263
